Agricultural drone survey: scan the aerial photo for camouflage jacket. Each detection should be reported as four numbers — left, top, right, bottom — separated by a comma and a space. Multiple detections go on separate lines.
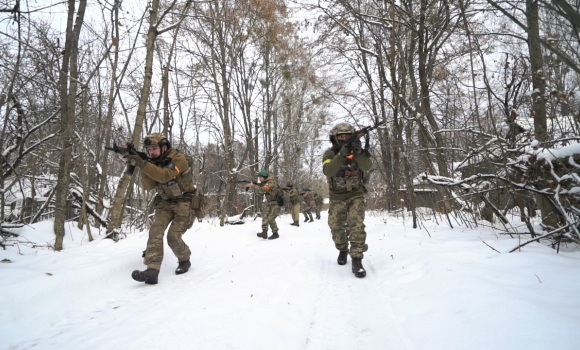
322, 146, 372, 200
253, 177, 281, 202
302, 191, 315, 210
140, 148, 196, 200
288, 188, 300, 205
313, 192, 323, 205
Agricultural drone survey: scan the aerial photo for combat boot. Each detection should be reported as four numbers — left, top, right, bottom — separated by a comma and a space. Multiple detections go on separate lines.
131, 268, 160, 284
316, 216, 321, 220
351, 258, 366, 278
304, 217, 309, 222
290, 222, 300, 227
175, 260, 191, 275
257, 230, 268, 239
337, 250, 348, 265
268, 232, 279, 240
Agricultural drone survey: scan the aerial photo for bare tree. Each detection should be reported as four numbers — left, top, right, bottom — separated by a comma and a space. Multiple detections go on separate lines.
53, 0, 87, 250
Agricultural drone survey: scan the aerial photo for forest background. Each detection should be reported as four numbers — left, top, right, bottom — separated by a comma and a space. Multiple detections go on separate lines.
1, 0, 579, 251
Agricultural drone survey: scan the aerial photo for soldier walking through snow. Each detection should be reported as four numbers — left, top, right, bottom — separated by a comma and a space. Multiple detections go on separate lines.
247, 170, 282, 240
284, 183, 301, 227
125, 134, 196, 285
301, 187, 315, 223
322, 123, 372, 278
312, 191, 324, 220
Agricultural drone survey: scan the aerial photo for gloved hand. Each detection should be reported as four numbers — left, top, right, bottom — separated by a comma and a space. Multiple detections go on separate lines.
352, 139, 362, 154
338, 143, 353, 157
123, 150, 146, 168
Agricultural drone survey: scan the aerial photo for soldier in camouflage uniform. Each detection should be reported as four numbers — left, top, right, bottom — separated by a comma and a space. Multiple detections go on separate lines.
124, 134, 196, 285
284, 183, 301, 227
247, 170, 282, 240
322, 123, 372, 278
301, 187, 315, 223
312, 191, 324, 220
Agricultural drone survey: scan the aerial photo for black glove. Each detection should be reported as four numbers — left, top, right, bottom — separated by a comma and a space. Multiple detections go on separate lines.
123, 151, 146, 168
352, 139, 362, 154
338, 143, 353, 157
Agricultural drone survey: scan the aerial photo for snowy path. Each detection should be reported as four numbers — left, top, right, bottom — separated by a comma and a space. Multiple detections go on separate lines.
2, 214, 580, 349
303, 257, 414, 350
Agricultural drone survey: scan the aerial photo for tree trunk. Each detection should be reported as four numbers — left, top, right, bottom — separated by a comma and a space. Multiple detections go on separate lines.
526, 0, 559, 228
54, 0, 87, 250
96, 0, 122, 228
77, 88, 93, 242
106, 0, 160, 237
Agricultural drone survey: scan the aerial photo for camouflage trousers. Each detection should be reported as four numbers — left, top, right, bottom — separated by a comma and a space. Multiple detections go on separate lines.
328, 196, 367, 259
315, 203, 322, 218
291, 203, 301, 223
144, 199, 194, 270
262, 201, 280, 233
302, 205, 314, 221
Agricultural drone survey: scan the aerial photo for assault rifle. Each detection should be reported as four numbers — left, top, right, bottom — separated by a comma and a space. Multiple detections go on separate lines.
105, 142, 149, 159
334, 121, 385, 159
105, 142, 150, 175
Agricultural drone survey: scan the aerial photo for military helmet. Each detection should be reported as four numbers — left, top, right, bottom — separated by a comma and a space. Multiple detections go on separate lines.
144, 133, 171, 149
257, 170, 269, 177
329, 122, 354, 143
302, 186, 310, 191
331, 123, 354, 136
286, 182, 293, 188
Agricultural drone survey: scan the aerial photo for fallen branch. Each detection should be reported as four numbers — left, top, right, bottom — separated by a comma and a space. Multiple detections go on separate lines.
509, 223, 576, 252
480, 237, 501, 253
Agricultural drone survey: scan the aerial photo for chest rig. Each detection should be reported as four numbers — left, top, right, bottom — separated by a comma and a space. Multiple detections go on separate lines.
155, 152, 195, 200
327, 157, 364, 192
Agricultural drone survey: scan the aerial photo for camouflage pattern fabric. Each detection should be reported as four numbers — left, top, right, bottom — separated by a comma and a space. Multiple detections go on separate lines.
302, 191, 315, 210
314, 202, 322, 219
327, 196, 367, 258
144, 199, 194, 270
138, 147, 196, 270
140, 148, 196, 198
287, 188, 301, 222
253, 177, 281, 202
322, 147, 372, 200
301, 191, 315, 220
313, 192, 323, 218
252, 176, 281, 233
261, 201, 280, 233
323, 137, 373, 259
288, 188, 300, 205
313, 192, 323, 205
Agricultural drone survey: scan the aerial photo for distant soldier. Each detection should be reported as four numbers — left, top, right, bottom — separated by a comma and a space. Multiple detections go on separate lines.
125, 133, 196, 285
312, 191, 324, 220
322, 123, 372, 278
301, 187, 315, 223
247, 170, 282, 240
283, 183, 301, 226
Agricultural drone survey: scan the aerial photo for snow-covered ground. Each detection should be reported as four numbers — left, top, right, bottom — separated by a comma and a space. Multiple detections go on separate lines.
1, 212, 579, 350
